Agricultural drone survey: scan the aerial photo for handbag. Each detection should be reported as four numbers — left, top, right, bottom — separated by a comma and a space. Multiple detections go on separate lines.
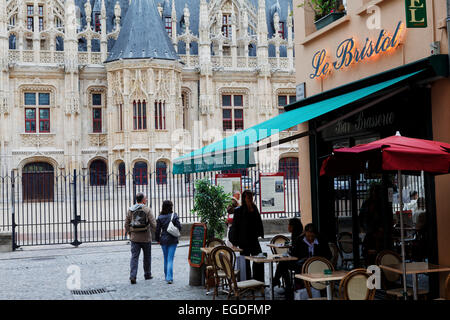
167, 213, 180, 238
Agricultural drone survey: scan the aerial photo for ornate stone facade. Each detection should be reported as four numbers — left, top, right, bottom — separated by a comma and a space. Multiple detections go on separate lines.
1, 0, 296, 175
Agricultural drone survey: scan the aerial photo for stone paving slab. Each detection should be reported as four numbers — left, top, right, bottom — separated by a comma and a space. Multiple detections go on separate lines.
0, 235, 288, 300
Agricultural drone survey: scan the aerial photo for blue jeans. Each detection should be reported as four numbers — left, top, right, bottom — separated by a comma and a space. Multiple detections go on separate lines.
161, 244, 177, 281
130, 242, 151, 280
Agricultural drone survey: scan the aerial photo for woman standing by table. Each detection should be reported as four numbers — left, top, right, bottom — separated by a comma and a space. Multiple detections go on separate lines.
229, 190, 265, 282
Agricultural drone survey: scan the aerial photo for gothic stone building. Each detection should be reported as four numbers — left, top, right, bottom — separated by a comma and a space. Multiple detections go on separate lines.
1, 0, 297, 195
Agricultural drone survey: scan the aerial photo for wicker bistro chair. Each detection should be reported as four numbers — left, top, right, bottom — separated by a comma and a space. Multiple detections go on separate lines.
204, 238, 226, 293
210, 245, 240, 300
338, 268, 376, 300
301, 257, 335, 299
219, 252, 266, 300
269, 235, 290, 255
337, 232, 353, 269
375, 250, 428, 299
434, 273, 450, 300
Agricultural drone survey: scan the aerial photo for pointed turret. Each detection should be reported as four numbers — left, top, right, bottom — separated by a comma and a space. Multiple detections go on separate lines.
106, 0, 179, 62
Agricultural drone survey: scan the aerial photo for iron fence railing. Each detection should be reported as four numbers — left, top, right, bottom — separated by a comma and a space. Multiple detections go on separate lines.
0, 166, 299, 248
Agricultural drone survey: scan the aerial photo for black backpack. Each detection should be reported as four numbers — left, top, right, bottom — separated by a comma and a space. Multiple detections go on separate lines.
130, 208, 148, 232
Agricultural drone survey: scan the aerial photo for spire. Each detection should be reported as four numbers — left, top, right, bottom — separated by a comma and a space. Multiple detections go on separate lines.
106, 0, 179, 62
257, 0, 268, 46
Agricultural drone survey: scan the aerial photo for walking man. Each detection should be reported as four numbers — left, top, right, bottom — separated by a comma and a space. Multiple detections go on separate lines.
125, 192, 156, 284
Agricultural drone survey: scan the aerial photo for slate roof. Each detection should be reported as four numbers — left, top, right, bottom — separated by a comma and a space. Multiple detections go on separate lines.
74, 0, 293, 58
105, 0, 179, 62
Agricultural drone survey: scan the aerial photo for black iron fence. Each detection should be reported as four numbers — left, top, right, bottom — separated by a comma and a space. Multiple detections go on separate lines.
0, 166, 299, 249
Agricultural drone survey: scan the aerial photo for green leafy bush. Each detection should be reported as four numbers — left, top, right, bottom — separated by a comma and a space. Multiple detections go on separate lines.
191, 178, 232, 239
298, 0, 341, 20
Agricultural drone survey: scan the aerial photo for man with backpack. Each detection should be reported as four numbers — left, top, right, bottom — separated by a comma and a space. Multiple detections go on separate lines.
125, 192, 156, 284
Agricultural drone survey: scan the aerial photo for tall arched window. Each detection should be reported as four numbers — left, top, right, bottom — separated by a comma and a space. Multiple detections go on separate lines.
133, 100, 147, 130
155, 101, 166, 130
134, 161, 148, 185
22, 162, 54, 201
156, 161, 167, 185
118, 162, 126, 186
90, 159, 107, 186
279, 157, 298, 179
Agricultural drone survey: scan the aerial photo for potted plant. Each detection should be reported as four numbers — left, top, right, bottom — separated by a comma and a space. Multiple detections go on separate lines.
191, 178, 231, 240
298, 0, 346, 30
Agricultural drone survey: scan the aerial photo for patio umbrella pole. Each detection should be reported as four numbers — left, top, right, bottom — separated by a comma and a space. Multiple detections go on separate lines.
398, 170, 408, 300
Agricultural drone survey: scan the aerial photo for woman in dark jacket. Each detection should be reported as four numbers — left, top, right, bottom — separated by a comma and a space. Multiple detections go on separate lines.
229, 190, 264, 282
272, 218, 303, 297
155, 200, 181, 284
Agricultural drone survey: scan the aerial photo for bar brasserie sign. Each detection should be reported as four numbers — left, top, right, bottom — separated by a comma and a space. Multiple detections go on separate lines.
310, 21, 405, 80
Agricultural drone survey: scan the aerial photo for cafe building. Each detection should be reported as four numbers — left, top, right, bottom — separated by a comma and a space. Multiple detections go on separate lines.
292, 0, 450, 296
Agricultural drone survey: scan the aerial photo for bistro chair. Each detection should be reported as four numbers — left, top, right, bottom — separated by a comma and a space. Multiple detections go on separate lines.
204, 238, 226, 293
337, 232, 353, 269
375, 250, 428, 299
269, 234, 290, 254
434, 273, 450, 300
338, 268, 376, 300
219, 252, 266, 300
301, 256, 335, 299
210, 245, 239, 300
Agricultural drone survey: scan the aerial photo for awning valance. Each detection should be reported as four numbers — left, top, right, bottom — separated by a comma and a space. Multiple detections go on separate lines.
173, 70, 423, 174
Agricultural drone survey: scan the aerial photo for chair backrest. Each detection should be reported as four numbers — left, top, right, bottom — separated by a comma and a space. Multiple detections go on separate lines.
269, 234, 290, 254
337, 232, 353, 254
328, 242, 339, 268
218, 252, 238, 295
339, 269, 375, 300
206, 238, 225, 248
211, 245, 236, 273
302, 257, 334, 291
375, 250, 402, 285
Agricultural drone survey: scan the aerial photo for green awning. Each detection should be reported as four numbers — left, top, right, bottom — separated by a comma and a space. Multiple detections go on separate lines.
173, 70, 423, 174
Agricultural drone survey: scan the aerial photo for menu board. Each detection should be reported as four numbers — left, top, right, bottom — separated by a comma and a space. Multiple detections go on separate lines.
259, 173, 286, 214
215, 173, 242, 195
188, 223, 207, 267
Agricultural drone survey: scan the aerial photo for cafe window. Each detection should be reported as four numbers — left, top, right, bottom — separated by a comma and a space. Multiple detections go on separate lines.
222, 94, 244, 131
24, 92, 51, 133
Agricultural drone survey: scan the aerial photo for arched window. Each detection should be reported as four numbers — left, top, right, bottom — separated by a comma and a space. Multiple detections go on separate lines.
134, 161, 148, 185
22, 162, 54, 201
156, 161, 167, 185
90, 159, 107, 186
133, 100, 147, 130
279, 157, 298, 179
155, 101, 166, 130
118, 162, 126, 186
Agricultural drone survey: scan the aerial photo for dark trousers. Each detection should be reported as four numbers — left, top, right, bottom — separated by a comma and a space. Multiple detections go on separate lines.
130, 241, 151, 279
273, 260, 301, 293
241, 242, 264, 282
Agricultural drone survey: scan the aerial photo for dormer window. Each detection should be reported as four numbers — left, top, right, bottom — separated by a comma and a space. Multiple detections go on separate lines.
94, 13, 101, 32
222, 14, 232, 38
278, 22, 285, 39
165, 17, 172, 37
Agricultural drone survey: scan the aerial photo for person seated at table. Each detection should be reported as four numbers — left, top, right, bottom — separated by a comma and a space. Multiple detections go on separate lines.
272, 218, 303, 292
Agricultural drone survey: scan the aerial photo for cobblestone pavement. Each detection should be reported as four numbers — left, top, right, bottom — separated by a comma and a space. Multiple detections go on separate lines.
0, 238, 287, 300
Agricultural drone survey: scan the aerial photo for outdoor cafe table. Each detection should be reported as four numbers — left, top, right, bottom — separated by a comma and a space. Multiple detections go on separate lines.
379, 262, 450, 300
245, 254, 298, 300
295, 270, 349, 300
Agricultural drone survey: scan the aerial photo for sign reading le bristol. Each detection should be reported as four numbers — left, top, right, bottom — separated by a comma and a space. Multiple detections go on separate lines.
310, 21, 405, 80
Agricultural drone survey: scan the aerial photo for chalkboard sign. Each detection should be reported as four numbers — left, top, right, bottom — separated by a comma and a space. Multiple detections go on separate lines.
188, 223, 207, 267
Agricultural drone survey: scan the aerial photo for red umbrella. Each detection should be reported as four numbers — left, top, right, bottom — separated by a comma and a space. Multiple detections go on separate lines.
320, 133, 450, 300
320, 135, 450, 176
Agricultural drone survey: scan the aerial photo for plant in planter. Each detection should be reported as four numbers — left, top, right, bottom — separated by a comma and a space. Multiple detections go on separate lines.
298, 0, 346, 30
191, 178, 232, 240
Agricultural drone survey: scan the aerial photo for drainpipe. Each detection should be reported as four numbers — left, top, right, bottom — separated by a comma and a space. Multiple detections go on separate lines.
447, 0, 450, 72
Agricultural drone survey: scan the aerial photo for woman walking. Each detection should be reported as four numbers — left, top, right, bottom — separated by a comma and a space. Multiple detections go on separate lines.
155, 200, 182, 284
